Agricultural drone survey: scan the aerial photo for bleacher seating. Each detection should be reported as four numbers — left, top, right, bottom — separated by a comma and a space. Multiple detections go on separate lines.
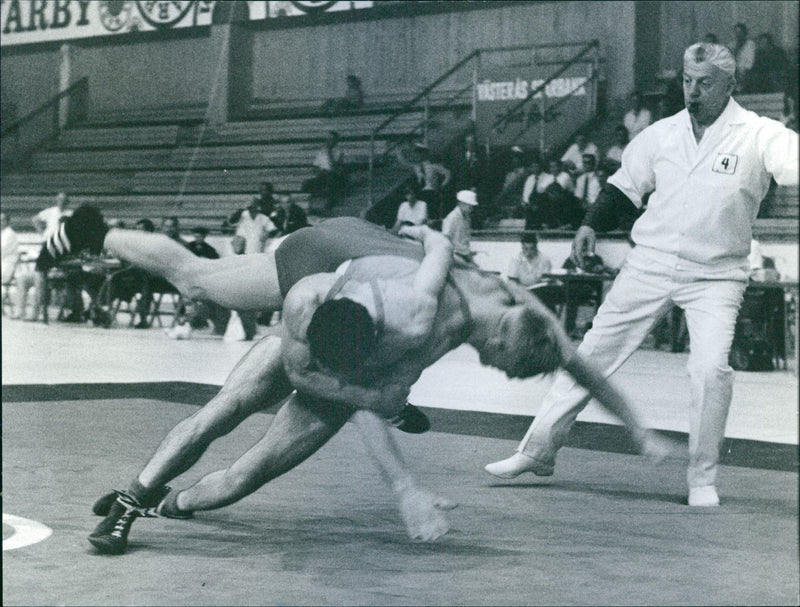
0, 99, 427, 231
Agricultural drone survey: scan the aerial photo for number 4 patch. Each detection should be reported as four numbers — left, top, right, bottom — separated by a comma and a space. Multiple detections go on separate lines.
712, 153, 738, 174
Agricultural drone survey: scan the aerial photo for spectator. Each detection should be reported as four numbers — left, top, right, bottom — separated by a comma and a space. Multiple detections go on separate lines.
605, 125, 628, 166
525, 182, 583, 230
703, 32, 719, 44
233, 198, 274, 255
161, 216, 187, 246
442, 189, 478, 264
506, 231, 552, 287
27, 193, 72, 322
731, 22, 756, 91
322, 74, 364, 115
521, 158, 547, 208
574, 153, 601, 208
166, 227, 229, 340
269, 194, 309, 238
129, 218, 157, 328
223, 235, 258, 342
494, 146, 528, 209
2, 211, 19, 284
555, 159, 576, 193
560, 133, 598, 173
33, 191, 70, 239
747, 33, 790, 94
310, 131, 347, 211
392, 184, 428, 232
780, 96, 797, 131
623, 91, 652, 141
257, 181, 277, 217
403, 142, 451, 220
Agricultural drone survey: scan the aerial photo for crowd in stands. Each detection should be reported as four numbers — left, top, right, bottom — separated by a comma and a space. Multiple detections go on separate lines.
4, 22, 796, 349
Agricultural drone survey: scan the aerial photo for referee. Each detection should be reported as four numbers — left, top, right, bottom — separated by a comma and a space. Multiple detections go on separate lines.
486, 42, 799, 508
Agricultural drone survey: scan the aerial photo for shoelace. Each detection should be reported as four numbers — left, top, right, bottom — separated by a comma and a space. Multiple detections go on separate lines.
110, 510, 138, 538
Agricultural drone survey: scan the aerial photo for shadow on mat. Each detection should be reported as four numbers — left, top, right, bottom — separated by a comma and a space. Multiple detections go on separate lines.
108, 513, 522, 559
486, 481, 686, 505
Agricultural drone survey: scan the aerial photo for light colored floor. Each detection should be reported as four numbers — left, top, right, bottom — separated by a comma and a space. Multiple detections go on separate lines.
3, 316, 797, 444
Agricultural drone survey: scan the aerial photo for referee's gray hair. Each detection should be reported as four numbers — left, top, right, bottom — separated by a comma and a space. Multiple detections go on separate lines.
683, 42, 736, 77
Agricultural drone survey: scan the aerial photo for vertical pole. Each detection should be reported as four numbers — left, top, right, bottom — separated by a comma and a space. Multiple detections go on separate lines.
423, 96, 430, 147
471, 51, 478, 124
368, 132, 375, 207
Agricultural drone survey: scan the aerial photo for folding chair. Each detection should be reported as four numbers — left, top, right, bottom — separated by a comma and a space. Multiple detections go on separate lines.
1, 252, 24, 316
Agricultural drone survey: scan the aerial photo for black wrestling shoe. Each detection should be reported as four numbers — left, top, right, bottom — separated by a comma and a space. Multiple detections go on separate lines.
92, 485, 174, 516
88, 492, 142, 555
390, 403, 430, 434
39, 205, 108, 270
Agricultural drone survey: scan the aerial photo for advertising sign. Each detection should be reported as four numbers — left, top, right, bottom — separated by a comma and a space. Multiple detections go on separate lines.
475, 61, 596, 149
0, 1, 374, 46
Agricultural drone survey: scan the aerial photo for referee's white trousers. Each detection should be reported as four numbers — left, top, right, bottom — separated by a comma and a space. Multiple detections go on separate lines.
518, 252, 747, 489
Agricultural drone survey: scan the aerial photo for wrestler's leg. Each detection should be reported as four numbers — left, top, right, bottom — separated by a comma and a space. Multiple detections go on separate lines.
103, 228, 284, 310
138, 336, 293, 490
173, 392, 352, 511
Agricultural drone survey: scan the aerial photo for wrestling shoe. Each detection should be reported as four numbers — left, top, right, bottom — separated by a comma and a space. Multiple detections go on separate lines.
38, 205, 109, 270
88, 491, 144, 555
390, 403, 431, 434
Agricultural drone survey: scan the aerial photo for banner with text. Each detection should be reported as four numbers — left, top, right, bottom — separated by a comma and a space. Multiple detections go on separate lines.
475, 62, 595, 150
0, 1, 374, 47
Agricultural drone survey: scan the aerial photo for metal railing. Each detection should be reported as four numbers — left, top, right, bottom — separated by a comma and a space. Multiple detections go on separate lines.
366, 41, 600, 207
1, 77, 88, 170
367, 50, 481, 203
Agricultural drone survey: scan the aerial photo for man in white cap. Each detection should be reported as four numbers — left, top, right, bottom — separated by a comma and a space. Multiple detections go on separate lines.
486, 42, 799, 508
442, 189, 478, 264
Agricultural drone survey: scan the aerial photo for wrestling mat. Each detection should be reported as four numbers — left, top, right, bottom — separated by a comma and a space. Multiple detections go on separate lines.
3, 383, 798, 606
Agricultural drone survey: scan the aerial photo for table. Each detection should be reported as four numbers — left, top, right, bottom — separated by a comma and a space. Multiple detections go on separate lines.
540, 271, 618, 334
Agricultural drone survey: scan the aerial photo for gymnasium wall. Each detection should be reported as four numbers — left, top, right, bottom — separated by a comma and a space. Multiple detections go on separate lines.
249, 2, 636, 104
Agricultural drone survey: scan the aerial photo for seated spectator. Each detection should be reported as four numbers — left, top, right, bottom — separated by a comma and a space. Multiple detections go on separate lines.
623, 91, 652, 141
322, 74, 364, 115
524, 183, 583, 230
605, 125, 628, 166
494, 146, 528, 209
269, 194, 309, 238
574, 153, 601, 209
703, 32, 719, 44
521, 158, 547, 209
307, 131, 348, 211
746, 33, 790, 94
231, 198, 274, 254
166, 227, 229, 340
560, 133, 598, 173
730, 22, 756, 92
780, 96, 797, 131
392, 184, 428, 232
506, 231, 552, 287
561, 252, 616, 337
555, 159, 576, 193
257, 181, 277, 216
161, 216, 187, 246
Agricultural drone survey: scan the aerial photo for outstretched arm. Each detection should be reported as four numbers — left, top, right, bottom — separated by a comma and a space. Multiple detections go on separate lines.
398, 224, 453, 299
353, 410, 456, 542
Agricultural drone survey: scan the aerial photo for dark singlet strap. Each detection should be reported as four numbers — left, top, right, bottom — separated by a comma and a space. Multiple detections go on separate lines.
325, 264, 385, 337
447, 276, 472, 343
324, 262, 356, 302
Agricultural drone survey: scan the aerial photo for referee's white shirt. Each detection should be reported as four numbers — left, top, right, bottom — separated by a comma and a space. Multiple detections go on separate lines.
609, 97, 798, 278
